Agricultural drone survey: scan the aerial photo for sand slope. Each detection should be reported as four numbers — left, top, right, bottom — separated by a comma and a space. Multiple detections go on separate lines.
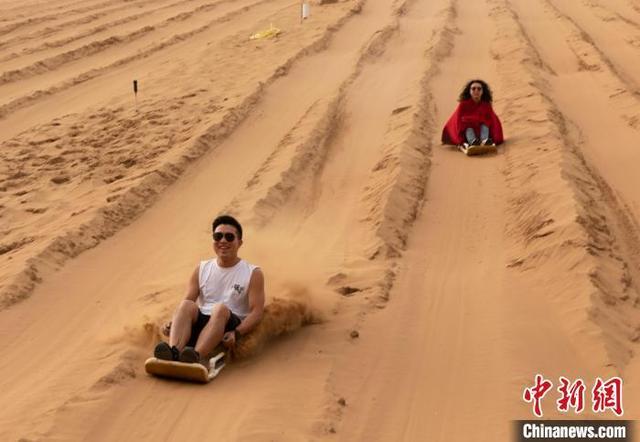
1, 0, 639, 440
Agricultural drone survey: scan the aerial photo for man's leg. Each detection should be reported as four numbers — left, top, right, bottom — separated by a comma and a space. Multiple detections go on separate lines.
169, 300, 199, 351
194, 304, 231, 360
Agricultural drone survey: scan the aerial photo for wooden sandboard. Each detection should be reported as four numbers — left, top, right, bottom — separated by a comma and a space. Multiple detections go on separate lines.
145, 352, 225, 383
458, 144, 497, 156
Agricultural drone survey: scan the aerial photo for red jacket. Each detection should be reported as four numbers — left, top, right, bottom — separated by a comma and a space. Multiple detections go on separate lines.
441, 99, 504, 145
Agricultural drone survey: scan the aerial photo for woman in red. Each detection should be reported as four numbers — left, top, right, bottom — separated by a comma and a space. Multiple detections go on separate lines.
441, 79, 503, 148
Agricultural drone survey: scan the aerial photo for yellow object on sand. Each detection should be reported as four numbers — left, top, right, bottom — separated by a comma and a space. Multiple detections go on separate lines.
249, 24, 281, 40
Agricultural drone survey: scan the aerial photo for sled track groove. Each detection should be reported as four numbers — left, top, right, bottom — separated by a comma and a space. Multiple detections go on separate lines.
0, 0, 282, 119
356, 0, 458, 306
501, 7, 556, 76
0, 0, 123, 20
242, 0, 460, 304
543, 0, 640, 94
495, 0, 640, 369
234, 0, 457, 291
361, 0, 456, 263
234, 20, 403, 228
314, 0, 463, 431
510, 0, 640, 130
230, 97, 342, 226
0, 0, 192, 56
0, 0, 365, 311
0, 0, 264, 87
580, 0, 640, 33
0, 0, 151, 37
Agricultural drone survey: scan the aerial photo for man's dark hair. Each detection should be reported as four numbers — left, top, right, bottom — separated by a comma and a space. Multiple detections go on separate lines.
458, 79, 493, 103
212, 215, 243, 239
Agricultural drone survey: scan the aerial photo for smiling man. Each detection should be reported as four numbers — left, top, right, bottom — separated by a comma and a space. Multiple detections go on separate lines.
154, 215, 265, 367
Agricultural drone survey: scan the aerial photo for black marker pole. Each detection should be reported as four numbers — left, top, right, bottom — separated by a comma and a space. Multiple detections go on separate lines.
133, 79, 138, 108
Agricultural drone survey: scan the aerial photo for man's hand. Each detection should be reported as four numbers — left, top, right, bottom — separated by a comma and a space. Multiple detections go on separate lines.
162, 321, 172, 337
222, 330, 237, 348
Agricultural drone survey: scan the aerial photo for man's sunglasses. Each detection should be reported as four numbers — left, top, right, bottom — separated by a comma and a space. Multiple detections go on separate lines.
213, 232, 236, 242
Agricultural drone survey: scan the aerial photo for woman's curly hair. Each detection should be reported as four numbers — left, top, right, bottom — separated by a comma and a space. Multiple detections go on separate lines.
458, 79, 493, 103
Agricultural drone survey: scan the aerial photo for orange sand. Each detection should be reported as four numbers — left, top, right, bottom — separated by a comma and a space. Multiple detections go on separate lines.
1, 0, 639, 440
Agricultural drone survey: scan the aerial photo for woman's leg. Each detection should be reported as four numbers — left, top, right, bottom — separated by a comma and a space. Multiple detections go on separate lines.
465, 127, 477, 144
480, 124, 490, 143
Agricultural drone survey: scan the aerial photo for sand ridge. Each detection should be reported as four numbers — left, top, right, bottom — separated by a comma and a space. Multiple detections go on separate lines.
1, 0, 640, 439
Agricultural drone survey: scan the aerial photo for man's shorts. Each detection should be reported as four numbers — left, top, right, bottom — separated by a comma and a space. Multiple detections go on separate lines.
187, 309, 242, 347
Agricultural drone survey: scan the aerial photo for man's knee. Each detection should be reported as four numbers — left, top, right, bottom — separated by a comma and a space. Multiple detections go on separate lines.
176, 299, 199, 321
210, 304, 231, 323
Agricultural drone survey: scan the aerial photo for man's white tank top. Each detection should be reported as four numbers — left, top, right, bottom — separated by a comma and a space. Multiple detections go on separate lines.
198, 258, 258, 318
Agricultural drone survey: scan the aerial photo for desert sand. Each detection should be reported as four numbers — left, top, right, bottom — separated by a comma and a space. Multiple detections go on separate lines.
1, 0, 639, 440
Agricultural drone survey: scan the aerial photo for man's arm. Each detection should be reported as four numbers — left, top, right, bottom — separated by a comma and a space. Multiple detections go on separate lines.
235, 268, 265, 336
185, 266, 200, 302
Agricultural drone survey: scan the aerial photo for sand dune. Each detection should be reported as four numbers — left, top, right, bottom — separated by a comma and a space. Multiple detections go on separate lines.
1, 0, 639, 440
